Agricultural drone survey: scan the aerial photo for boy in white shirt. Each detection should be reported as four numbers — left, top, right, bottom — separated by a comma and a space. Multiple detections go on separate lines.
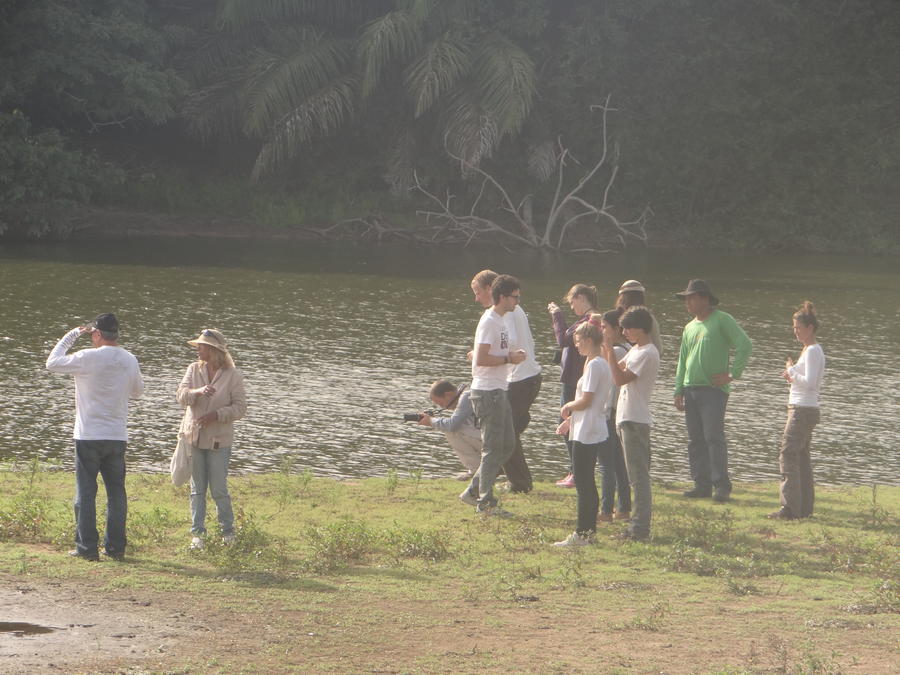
461, 275, 526, 515
603, 306, 659, 540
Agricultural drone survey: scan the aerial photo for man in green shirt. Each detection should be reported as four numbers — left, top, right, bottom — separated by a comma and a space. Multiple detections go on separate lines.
673, 280, 752, 502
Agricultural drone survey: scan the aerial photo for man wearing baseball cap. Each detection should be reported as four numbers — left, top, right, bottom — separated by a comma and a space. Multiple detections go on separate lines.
46, 313, 144, 561
673, 280, 752, 503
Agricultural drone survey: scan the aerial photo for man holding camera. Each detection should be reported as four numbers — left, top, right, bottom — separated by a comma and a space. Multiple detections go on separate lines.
461, 274, 526, 516
46, 313, 144, 561
417, 380, 481, 480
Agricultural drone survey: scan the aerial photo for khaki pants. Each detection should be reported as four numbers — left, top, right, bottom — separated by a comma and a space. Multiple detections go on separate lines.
444, 431, 482, 473
779, 406, 819, 517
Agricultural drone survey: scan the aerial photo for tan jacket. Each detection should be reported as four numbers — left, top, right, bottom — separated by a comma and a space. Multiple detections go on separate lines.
176, 362, 246, 449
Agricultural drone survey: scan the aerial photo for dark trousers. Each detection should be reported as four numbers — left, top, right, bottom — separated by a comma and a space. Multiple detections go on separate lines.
504, 374, 542, 492
779, 406, 819, 517
74, 440, 128, 557
573, 439, 607, 535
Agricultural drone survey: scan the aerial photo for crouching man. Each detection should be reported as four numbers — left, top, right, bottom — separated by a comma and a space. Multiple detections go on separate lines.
417, 380, 481, 481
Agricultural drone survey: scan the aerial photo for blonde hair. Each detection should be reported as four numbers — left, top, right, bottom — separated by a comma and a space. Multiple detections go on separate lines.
471, 269, 498, 289
574, 313, 603, 343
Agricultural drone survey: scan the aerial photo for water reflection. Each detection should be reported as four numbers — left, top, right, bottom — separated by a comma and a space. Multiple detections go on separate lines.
1, 239, 898, 487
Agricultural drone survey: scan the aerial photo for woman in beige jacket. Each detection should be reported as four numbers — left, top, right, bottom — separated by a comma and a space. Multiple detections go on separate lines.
177, 329, 246, 550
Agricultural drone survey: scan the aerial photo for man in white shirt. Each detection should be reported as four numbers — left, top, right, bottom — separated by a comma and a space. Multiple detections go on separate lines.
46, 313, 144, 561
470, 270, 541, 493
461, 275, 526, 515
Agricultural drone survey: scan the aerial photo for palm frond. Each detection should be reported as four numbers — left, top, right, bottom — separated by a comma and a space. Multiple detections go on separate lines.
442, 89, 498, 172
251, 74, 358, 181
527, 141, 558, 183
383, 128, 417, 197
471, 35, 536, 137
184, 75, 246, 143
183, 24, 268, 86
358, 10, 423, 98
403, 32, 470, 117
240, 28, 353, 138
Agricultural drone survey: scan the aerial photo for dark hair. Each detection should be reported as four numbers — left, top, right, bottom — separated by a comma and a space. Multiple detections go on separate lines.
429, 379, 457, 398
601, 307, 624, 329
565, 283, 599, 310
616, 289, 646, 309
620, 306, 653, 334
471, 269, 498, 289
491, 274, 520, 304
793, 301, 818, 331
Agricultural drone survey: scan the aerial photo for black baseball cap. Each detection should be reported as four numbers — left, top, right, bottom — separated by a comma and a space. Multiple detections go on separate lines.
91, 313, 119, 333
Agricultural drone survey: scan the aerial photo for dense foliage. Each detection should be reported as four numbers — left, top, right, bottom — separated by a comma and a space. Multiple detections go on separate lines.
1, 0, 898, 251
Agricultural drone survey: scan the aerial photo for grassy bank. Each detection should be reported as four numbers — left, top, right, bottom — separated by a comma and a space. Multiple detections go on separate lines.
1, 463, 897, 673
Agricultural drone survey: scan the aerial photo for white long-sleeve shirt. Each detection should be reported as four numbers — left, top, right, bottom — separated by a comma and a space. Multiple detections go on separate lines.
787, 343, 825, 407
46, 328, 144, 440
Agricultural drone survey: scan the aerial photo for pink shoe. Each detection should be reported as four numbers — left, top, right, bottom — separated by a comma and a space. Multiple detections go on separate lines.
555, 473, 575, 488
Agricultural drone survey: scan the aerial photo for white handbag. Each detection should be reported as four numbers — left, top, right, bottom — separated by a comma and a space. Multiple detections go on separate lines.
170, 434, 192, 486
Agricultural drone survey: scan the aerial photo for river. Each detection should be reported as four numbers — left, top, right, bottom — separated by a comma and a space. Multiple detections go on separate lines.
1, 238, 897, 486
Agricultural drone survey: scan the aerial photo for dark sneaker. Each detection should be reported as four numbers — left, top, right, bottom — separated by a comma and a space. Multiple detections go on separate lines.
767, 507, 797, 520
102, 551, 125, 562
69, 550, 99, 562
712, 488, 731, 503
683, 487, 712, 498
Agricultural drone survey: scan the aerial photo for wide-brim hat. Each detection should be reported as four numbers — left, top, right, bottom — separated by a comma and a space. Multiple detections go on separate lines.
618, 279, 646, 294
187, 328, 229, 352
675, 279, 719, 306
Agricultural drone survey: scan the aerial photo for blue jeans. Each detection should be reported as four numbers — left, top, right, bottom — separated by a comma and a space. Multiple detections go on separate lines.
190, 446, 234, 536
466, 388, 516, 510
74, 440, 127, 557
595, 436, 617, 515
684, 386, 731, 493
607, 414, 631, 514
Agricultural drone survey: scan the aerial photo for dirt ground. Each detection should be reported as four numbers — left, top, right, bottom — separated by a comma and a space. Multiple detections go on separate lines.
1, 569, 896, 674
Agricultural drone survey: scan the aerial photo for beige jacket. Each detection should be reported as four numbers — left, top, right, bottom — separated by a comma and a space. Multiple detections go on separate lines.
176, 362, 247, 449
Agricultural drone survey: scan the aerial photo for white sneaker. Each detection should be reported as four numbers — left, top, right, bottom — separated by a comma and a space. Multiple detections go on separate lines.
459, 489, 478, 506
552, 532, 592, 547
455, 471, 474, 481
190, 536, 204, 550
222, 533, 235, 545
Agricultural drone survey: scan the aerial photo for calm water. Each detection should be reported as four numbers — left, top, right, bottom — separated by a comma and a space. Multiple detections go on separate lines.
1, 238, 898, 486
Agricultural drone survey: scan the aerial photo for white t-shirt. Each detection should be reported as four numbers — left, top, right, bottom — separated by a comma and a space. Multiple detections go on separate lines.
471, 308, 510, 391
788, 343, 825, 407
571, 356, 613, 444
46, 328, 144, 440
505, 305, 541, 382
616, 343, 659, 426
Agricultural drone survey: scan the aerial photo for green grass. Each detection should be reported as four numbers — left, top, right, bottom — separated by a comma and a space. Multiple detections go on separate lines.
0, 464, 896, 673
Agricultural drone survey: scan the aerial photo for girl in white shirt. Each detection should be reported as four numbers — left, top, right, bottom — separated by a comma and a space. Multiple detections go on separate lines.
553, 317, 614, 546
769, 301, 825, 520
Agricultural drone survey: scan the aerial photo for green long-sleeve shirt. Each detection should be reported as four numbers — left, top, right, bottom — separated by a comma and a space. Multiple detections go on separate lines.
674, 309, 752, 395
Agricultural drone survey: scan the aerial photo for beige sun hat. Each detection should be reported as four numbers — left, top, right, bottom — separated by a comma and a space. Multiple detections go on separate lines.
187, 328, 229, 352
618, 279, 646, 294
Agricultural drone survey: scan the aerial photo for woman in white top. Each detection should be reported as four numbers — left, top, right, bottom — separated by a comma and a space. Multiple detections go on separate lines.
553, 317, 614, 546
769, 302, 824, 520
177, 329, 247, 549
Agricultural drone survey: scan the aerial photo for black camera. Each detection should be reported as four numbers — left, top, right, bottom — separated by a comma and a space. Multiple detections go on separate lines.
403, 410, 437, 422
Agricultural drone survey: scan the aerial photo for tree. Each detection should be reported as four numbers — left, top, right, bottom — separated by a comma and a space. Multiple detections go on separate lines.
185, 0, 538, 185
